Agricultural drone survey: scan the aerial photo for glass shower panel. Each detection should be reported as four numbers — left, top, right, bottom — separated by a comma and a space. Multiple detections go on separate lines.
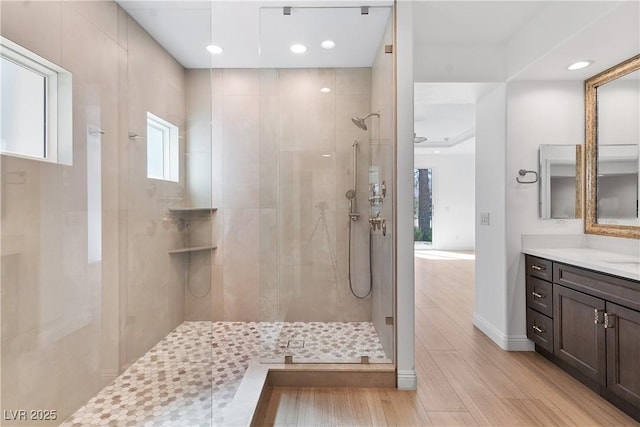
0, 6, 120, 421
120, 8, 213, 425
258, 5, 395, 364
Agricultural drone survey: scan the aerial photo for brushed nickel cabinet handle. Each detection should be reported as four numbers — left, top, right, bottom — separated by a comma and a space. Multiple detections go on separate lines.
531, 265, 546, 271
604, 313, 616, 329
532, 291, 545, 299
594, 309, 604, 324
532, 325, 545, 333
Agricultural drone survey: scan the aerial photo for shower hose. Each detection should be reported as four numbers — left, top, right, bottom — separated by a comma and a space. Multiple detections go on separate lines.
348, 218, 373, 299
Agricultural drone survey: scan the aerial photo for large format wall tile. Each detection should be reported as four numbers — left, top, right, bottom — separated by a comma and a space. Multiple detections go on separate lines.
0, 1, 62, 64
0, 1, 131, 423
190, 67, 378, 323
369, 14, 395, 360
222, 208, 260, 321
222, 95, 260, 209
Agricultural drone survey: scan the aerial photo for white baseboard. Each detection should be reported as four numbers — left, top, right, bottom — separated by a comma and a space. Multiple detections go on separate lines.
473, 313, 535, 351
397, 369, 417, 390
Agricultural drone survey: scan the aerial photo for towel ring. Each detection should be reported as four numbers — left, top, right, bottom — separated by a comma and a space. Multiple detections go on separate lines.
516, 169, 538, 184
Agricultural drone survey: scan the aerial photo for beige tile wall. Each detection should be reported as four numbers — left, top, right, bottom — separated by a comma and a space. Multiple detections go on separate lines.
370, 14, 395, 361
122, 15, 186, 365
1, 1, 123, 424
184, 67, 377, 323
0, 1, 188, 423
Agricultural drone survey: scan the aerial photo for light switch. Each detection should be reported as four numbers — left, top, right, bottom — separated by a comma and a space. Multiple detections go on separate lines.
480, 212, 490, 225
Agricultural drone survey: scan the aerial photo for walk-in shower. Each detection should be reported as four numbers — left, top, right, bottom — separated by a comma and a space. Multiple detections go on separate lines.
257, 4, 395, 366
0, 2, 395, 425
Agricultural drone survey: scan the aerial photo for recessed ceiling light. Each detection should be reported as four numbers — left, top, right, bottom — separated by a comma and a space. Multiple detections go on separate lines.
322, 154, 332, 157
320, 87, 331, 93
206, 44, 223, 54
568, 60, 593, 71
290, 44, 307, 54
321, 40, 336, 49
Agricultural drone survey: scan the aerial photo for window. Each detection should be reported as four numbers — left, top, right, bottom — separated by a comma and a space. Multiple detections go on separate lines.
147, 112, 179, 182
0, 36, 72, 164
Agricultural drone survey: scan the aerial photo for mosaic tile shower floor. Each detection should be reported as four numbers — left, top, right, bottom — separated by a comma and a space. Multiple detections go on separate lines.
61, 321, 390, 426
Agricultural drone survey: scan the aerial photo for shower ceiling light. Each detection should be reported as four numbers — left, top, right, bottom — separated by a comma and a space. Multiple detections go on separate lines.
568, 60, 593, 70
290, 44, 307, 54
320, 87, 331, 93
206, 44, 223, 54
321, 40, 336, 49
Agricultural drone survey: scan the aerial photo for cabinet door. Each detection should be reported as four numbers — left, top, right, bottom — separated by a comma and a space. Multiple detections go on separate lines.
606, 302, 640, 407
554, 284, 606, 385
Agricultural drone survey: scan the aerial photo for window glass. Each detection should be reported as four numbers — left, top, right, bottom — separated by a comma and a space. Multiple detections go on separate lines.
0, 36, 72, 164
1, 57, 47, 158
147, 123, 165, 179
146, 112, 179, 182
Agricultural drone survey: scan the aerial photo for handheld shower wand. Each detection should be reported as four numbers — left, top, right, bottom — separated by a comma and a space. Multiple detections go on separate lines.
346, 141, 359, 221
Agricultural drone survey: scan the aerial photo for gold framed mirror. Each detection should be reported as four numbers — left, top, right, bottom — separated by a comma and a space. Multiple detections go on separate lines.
585, 54, 640, 239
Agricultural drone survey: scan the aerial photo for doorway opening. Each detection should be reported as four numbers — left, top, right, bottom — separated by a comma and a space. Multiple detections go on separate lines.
414, 168, 433, 247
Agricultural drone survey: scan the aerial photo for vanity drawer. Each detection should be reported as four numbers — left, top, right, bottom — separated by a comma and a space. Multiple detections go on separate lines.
526, 255, 553, 282
526, 277, 553, 317
527, 308, 554, 353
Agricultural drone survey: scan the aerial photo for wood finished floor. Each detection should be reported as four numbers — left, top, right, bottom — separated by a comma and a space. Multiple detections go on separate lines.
253, 251, 639, 426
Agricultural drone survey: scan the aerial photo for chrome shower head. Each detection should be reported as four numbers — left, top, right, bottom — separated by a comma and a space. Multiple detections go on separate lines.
351, 112, 380, 131
351, 116, 368, 130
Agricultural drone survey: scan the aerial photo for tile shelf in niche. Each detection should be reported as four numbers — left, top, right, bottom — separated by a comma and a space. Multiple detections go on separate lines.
168, 207, 218, 215
168, 245, 217, 255
167, 208, 217, 254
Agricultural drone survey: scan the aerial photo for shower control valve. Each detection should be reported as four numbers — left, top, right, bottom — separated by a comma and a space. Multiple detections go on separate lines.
369, 213, 386, 235
369, 195, 384, 206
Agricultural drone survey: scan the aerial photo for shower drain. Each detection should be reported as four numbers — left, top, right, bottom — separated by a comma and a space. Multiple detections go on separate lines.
287, 339, 305, 348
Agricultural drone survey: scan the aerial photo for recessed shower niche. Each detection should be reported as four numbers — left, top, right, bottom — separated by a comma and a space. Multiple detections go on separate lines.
167, 207, 217, 254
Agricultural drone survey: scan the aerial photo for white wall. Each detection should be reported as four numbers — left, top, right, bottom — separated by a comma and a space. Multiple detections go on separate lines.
415, 153, 475, 250
395, 1, 417, 390
474, 84, 509, 347
505, 81, 584, 342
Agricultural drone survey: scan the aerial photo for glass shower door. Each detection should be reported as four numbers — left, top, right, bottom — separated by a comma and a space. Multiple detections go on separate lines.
257, 5, 395, 364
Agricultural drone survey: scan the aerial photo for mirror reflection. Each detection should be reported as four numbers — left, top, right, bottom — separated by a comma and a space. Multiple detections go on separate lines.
585, 54, 640, 238
539, 144, 582, 219
596, 68, 640, 225
597, 144, 639, 224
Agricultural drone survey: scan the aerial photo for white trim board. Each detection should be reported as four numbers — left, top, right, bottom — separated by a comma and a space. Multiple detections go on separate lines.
473, 313, 535, 351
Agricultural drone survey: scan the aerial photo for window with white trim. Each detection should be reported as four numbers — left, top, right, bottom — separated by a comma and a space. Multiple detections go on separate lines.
0, 36, 72, 164
147, 112, 179, 182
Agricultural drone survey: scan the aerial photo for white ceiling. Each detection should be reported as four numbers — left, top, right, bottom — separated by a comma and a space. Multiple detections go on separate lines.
413, 0, 640, 157
117, 1, 392, 69
116, 1, 639, 158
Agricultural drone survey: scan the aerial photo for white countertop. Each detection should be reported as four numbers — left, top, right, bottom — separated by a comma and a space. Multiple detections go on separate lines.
522, 247, 640, 282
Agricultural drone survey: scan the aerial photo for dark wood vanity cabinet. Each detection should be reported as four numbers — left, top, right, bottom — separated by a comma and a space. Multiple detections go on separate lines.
605, 302, 640, 408
525, 256, 555, 353
525, 255, 640, 421
553, 284, 606, 385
